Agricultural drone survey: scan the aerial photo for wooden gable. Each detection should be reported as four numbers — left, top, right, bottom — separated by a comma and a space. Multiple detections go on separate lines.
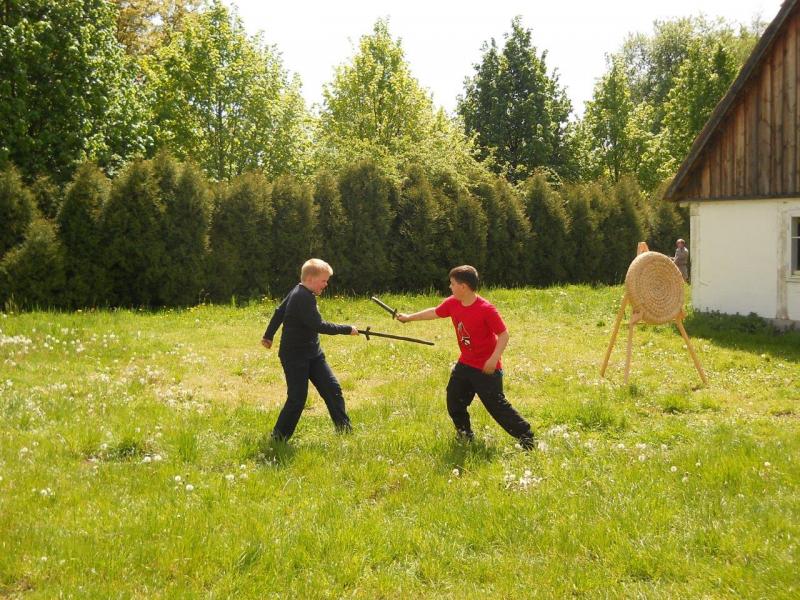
665, 0, 800, 201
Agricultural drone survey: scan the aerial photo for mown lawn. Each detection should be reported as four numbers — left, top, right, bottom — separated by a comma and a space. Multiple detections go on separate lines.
1, 285, 798, 598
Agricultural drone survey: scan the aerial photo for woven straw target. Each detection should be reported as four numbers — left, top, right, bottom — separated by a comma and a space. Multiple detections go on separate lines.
624, 251, 685, 325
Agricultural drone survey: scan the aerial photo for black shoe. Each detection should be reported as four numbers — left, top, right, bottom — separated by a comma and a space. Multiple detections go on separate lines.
456, 429, 475, 443
518, 434, 536, 451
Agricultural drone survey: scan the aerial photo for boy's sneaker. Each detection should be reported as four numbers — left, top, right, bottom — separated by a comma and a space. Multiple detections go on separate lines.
455, 429, 475, 443
518, 434, 536, 451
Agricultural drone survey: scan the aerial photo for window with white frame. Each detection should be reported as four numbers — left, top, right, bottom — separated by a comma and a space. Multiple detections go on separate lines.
793, 216, 800, 275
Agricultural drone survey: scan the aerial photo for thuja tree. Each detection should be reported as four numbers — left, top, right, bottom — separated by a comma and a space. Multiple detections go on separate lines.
336, 161, 394, 293
100, 159, 165, 306
563, 181, 603, 284
0, 165, 36, 257
57, 163, 110, 307
269, 175, 316, 294
0, 219, 65, 309
312, 171, 349, 294
473, 176, 530, 287
433, 171, 488, 282
156, 153, 211, 306
390, 165, 440, 291
595, 175, 645, 283
523, 172, 570, 285
207, 172, 272, 302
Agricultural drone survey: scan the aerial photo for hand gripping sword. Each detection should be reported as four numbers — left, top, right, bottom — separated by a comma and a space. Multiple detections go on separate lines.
357, 326, 434, 346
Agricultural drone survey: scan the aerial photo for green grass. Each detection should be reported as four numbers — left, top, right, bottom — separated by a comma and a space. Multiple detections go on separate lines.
1, 285, 799, 598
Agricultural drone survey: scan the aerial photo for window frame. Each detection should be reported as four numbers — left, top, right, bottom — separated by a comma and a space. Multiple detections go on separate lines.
792, 215, 800, 276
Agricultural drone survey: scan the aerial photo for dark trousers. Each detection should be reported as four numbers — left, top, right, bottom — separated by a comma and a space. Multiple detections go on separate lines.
446, 362, 532, 440
272, 352, 351, 440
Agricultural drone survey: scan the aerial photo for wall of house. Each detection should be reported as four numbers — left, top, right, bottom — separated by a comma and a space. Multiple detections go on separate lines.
690, 198, 800, 323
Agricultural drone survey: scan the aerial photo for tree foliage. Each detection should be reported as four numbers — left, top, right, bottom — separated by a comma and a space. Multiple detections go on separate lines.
145, 0, 309, 180
114, 0, 206, 57
316, 19, 484, 186
459, 17, 575, 183
0, 0, 148, 182
579, 58, 636, 183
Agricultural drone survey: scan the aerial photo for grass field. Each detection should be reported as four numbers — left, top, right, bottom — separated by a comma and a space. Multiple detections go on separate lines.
1, 285, 799, 598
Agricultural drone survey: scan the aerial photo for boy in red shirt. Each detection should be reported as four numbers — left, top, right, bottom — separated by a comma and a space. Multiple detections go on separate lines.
397, 265, 535, 449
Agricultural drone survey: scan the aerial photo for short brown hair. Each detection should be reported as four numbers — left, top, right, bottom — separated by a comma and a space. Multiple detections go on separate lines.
449, 265, 479, 290
301, 258, 333, 280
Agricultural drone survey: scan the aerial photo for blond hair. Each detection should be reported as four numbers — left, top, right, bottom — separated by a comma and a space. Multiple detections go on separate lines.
301, 258, 333, 281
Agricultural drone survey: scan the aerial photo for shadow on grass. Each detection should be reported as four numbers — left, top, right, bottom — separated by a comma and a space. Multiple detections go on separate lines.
441, 437, 501, 471
685, 311, 800, 362
240, 434, 298, 468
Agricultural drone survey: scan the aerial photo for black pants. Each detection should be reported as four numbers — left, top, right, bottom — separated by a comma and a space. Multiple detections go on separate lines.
446, 362, 532, 440
272, 352, 351, 440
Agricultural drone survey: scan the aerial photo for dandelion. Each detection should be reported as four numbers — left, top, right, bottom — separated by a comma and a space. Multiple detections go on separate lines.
616, 443, 626, 450
142, 456, 152, 463
764, 461, 771, 467
452, 468, 460, 477
185, 484, 194, 492
670, 466, 678, 473
153, 454, 163, 462
225, 474, 235, 482
402, 473, 409, 479
695, 461, 701, 467
681, 476, 689, 483
638, 454, 646, 462
174, 475, 182, 483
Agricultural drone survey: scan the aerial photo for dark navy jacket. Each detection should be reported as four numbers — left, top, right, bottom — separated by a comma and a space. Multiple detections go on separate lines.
263, 284, 352, 358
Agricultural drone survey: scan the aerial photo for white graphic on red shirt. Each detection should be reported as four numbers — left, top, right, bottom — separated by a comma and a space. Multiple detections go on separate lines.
457, 322, 471, 348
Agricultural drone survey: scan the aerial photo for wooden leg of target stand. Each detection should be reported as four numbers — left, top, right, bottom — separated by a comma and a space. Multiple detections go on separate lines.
675, 317, 708, 386
600, 294, 628, 378
624, 312, 641, 385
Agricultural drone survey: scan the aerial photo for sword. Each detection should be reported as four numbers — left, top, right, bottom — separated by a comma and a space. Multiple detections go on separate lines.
370, 296, 397, 319
357, 326, 434, 346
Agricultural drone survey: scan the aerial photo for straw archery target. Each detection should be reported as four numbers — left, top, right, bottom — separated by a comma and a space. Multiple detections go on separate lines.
624, 251, 685, 325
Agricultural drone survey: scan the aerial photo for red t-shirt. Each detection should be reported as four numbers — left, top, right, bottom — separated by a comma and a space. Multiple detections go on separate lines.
435, 295, 507, 370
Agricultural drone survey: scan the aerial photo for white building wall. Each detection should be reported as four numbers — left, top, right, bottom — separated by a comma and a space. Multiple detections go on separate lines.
690, 198, 800, 323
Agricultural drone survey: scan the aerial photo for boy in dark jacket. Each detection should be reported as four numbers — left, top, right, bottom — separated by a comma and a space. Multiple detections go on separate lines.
262, 258, 358, 440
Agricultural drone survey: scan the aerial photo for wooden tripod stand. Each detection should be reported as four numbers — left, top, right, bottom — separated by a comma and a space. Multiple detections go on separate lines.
600, 243, 708, 386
